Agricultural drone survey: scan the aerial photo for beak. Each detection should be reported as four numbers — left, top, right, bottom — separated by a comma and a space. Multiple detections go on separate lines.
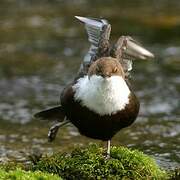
124, 37, 154, 60
101, 73, 111, 79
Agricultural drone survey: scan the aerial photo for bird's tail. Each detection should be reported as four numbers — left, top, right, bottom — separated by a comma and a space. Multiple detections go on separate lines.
34, 106, 65, 121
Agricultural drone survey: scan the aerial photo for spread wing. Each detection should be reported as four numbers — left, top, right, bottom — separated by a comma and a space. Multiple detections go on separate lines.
75, 16, 111, 75
111, 36, 154, 76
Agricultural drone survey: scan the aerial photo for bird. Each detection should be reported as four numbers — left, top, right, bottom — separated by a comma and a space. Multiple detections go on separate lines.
34, 16, 154, 157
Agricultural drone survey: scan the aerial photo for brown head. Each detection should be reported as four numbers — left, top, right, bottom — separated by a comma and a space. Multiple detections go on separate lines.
88, 57, 125, 79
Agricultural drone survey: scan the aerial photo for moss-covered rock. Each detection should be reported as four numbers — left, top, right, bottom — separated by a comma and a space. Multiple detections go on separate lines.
0, 168, 60, 180
0, 144, 179, 179
33, 144, 167, 179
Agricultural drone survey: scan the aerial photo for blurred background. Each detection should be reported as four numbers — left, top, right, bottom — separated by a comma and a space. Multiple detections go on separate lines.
0, 0, 179, 169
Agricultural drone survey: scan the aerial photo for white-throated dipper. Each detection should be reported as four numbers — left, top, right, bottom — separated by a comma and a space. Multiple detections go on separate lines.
34, 16, 154, 157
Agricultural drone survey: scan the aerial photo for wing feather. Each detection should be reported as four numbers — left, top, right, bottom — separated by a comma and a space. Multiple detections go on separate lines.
75, 16, 110, 74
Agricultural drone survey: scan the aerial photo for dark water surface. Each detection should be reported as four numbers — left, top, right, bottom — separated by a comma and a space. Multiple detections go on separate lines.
0, 0, 179, 169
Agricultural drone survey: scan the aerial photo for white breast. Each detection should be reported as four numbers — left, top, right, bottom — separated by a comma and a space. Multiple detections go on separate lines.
73, 75, 130, 116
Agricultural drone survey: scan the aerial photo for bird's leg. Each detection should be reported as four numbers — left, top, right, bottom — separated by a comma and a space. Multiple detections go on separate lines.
106, 140, 111, 159
48, 120, 69, 142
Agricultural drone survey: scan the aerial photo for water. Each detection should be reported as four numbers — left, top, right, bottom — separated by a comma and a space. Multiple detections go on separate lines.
0, 0, 179, 169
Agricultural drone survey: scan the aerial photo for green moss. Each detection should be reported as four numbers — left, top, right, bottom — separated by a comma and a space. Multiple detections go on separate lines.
33, 144, 167, 179
0, 162, 24, 172
0, 168, 60, 180
167, 168, 180, 180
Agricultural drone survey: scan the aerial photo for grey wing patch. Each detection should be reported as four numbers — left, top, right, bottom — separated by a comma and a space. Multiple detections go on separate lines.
75, 16, 111, 75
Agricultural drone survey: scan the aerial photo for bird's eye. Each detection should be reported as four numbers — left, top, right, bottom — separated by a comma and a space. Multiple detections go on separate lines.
113, 67, 118, 73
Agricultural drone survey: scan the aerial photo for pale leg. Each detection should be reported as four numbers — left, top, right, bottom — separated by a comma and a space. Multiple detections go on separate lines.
106, 140, 111, 158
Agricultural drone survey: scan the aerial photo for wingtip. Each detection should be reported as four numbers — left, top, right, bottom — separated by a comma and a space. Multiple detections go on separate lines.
75, 15, 82, 19
75, 16, 87, 22
74, 15, 80, 19
126, 38, 155, 60
75, 16, 107, 29
75, 16, 95, 25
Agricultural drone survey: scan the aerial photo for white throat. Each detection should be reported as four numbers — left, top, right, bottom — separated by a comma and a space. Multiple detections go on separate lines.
73, 75, 130, 116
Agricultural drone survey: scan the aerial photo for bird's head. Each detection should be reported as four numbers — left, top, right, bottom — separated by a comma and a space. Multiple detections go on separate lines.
88, 57, 125, 79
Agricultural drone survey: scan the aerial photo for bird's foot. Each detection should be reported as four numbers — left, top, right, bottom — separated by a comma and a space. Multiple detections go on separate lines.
48, 120, 70, 142
105, 153, 111, 160
48, 122, 61, 142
